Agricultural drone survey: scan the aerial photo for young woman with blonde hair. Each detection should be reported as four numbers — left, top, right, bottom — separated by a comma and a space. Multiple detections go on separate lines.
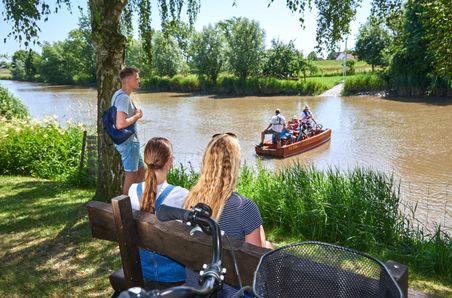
184, 133, 272, 296
128, 137, 188, 287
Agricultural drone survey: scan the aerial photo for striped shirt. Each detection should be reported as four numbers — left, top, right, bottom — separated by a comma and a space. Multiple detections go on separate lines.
186, 192, 263, 297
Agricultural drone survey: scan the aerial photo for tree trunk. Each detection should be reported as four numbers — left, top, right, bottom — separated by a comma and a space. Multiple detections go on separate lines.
89, 0, 128, 200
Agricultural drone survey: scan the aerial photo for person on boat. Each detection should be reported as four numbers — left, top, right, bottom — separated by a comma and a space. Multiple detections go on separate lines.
299, 104, 315, 134
128, 137, 188, 288
257, 108, 286, 147
272, 123, 294, 145
290, 115, 299, 130
183, 133, 273, 297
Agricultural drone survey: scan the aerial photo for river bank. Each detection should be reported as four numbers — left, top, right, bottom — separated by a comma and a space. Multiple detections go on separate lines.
2, 79, 451, 233
0, 175, 450, 297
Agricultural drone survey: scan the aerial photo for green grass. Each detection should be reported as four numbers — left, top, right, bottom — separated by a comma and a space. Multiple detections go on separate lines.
313, 59, 373, 75
1, 171, 451, 297
306, 76, 343, 89
0, 69, 12, 80
0, 176, 119, 297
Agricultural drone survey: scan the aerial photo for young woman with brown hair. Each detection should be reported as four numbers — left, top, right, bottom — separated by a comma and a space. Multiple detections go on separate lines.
128, 137, 188, 286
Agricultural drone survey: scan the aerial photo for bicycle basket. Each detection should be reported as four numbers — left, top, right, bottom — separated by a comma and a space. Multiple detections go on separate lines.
253, 241, 402, 298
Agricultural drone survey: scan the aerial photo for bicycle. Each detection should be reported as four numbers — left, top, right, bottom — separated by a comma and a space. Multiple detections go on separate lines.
118, 203, 226, 298
119, 204, 403, 298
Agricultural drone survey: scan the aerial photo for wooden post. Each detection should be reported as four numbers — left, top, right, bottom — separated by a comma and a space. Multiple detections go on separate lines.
79, 130, 87, 169
111, 195, 144, 288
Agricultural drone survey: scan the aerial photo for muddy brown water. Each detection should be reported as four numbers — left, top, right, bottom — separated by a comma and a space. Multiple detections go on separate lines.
2, 80, 451, 231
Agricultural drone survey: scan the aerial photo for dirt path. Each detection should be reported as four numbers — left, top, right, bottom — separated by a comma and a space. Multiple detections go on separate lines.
319, 82, 343, 97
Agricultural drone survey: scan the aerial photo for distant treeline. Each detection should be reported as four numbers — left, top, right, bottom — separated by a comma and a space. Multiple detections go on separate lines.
4, 0, 451, 97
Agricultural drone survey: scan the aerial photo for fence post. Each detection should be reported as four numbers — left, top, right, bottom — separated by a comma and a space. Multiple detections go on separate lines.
79, 130, 87, 169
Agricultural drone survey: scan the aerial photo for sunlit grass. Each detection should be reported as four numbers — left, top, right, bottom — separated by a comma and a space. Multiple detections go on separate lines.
0, 176, 120, 297
313, 60, 373, 75
1, 170, 450, 297
0, 69, 12, 80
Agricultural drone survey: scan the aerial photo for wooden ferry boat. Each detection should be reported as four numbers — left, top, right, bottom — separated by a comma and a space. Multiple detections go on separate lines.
255, 128, 332, 158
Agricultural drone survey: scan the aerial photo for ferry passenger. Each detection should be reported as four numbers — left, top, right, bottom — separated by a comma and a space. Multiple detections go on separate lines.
258, 108, 286, 148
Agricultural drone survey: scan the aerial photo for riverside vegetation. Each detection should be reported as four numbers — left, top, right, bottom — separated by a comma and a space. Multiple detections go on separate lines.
0, 87, 451, 296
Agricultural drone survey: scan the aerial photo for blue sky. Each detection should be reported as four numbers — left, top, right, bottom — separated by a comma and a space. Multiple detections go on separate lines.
0, 0, 371, 58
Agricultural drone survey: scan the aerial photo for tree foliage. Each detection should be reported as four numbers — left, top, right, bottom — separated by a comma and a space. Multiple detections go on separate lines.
152, 32, 186, 77
355, 19, 390, 71
420, 0, 452, 79
263, 39, 300, 78
189, 24, 225, 83
388, 0, 448, 96
11, 50, 41, 81
307, 51, 318, 61
220, 17, 265, 80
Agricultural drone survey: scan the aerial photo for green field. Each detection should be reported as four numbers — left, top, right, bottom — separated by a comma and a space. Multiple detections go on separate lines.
313, 59, 373, 75
0, 69, 12, 80
0, 174, 451, 297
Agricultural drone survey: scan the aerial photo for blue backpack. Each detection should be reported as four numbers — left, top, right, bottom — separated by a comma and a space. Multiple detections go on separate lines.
102, 91, 136, 145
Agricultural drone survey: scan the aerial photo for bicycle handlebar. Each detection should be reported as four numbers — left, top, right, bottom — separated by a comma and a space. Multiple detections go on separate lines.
156, 204, 191, 222
119, 204, 225, 298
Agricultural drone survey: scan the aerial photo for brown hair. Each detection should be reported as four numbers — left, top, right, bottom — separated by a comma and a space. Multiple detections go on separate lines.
140, 137, 173, 213
119, 67, 139, 81
183, 134, 240, 220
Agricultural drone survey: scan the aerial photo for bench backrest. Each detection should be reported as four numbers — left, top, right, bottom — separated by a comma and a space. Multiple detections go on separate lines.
87, 195, 408, 296
87, 195, 269, 289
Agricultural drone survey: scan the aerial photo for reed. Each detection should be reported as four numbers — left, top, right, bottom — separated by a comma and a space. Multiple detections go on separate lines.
168, 162, 452, 280
343, 73, 388, 95
141, 74, 330, 95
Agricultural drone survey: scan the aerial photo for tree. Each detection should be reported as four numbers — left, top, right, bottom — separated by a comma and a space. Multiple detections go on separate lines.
421, 0, 452, 79
11, 50, 41, 81
327, 51, 337, 60
152, 32, 186, 77
220, 17, 265, 80
263, 38, 299, 78
0, 0, 409, 198
307, 51, 318, 61
1, 0, 201, 199
388, 0, 433, 96
189, 24, 225, 83
355, 20, 390, 72
40, 41, 73, 83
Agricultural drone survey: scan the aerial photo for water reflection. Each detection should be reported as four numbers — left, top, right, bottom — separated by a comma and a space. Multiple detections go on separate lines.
2, 80, 451, 231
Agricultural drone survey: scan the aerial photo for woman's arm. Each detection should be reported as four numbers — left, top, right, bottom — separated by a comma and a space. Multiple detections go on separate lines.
245, 225, 273, 249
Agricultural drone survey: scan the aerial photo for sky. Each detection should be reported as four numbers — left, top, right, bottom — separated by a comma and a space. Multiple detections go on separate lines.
0, 0, 372, 58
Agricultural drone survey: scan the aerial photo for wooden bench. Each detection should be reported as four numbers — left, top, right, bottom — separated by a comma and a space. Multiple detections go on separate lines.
87, 195, 409, 297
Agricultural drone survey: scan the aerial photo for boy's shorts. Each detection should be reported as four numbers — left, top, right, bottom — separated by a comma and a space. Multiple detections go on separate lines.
115, 141, 144, 172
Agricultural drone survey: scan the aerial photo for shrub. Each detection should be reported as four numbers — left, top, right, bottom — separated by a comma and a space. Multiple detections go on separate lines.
0, 85, 29, 120
0, 116, 85, 182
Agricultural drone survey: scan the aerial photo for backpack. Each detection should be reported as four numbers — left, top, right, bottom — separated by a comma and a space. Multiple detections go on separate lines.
102, 91, 136, 145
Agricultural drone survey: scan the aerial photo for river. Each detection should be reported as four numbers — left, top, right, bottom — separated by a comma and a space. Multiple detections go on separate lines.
2, 80, 451, 232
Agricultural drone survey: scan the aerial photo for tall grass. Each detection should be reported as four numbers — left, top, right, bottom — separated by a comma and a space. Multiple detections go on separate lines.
168, 162, 452, 281
142, 74, 330, 95
343, 73, 388, 95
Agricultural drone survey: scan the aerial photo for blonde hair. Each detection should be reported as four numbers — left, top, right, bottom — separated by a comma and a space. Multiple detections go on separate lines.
183, 134, 241, 220
140, 137, 173, 213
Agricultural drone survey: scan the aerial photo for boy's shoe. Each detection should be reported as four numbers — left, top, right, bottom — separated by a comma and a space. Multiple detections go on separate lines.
256, 143, 264, 147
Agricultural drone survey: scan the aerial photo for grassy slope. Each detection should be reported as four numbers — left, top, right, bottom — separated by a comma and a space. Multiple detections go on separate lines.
0, 176, 119, 297
0, 69, 12, 80
0, 176, 450, 297
313, 60, 372, 75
